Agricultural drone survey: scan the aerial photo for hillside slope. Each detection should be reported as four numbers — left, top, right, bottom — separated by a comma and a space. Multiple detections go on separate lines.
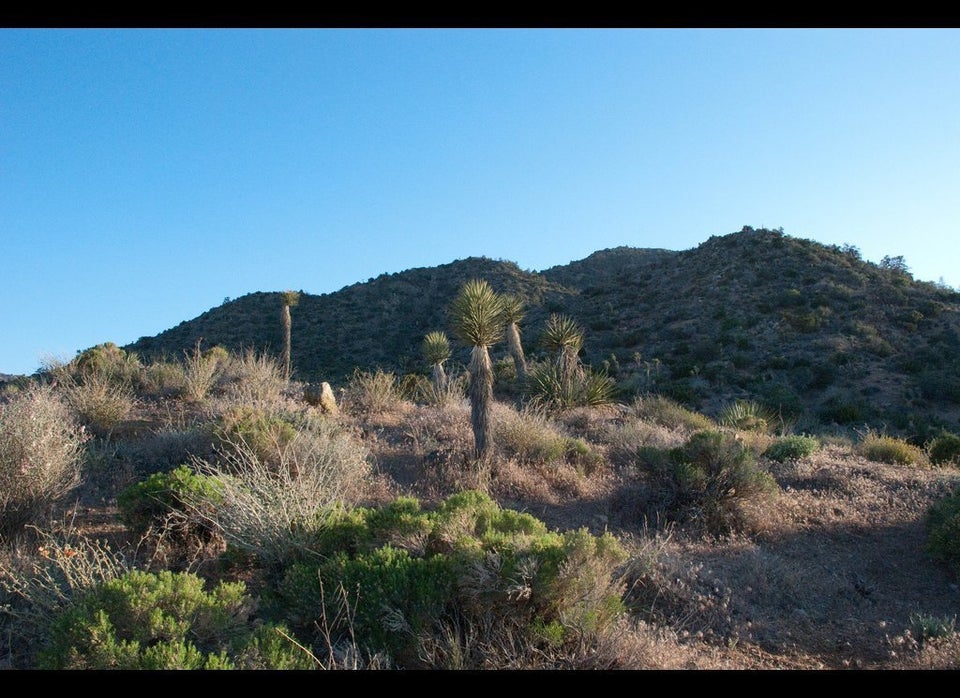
125, 227, 960, 441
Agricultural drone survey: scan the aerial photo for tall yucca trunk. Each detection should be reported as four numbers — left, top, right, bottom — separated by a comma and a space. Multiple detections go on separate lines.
281, 304, 292, 382
469, 345, 494, 461
506, 321, 527, 382
431, 362, 448, 393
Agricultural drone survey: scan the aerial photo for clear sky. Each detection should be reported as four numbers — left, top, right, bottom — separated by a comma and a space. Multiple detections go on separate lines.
2, 28, 958, 376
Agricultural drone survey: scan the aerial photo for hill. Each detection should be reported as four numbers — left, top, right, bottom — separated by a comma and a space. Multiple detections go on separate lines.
125, 227, 960, 442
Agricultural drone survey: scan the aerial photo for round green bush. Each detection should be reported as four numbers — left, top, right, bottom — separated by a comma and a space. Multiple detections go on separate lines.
763, 435, 820, 462
928, 432, 960, 466
38, 570, 313, 670
926, 491, 960, 578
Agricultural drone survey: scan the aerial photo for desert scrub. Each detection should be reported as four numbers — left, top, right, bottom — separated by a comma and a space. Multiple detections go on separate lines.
629, 395, 715, 432
492, 403, 603, 471
61, 370, 137, 439
928, 431, 960, 466
37, 569, 313, 669
527, 361, 617, 410
342, 367, 410, 415
0, 530, 130, 668
857, 429, 927, 466
718, 400, 779, 434
0, 384, 88, 536
763, 434, 820, 462
649, 430, 778, 536
116, 464, 223, 545
214, 404, 298, 467
925, 490, 960, 578
268, 490, 628, 668
218, 349, 287, 405
192, 412, 372, 569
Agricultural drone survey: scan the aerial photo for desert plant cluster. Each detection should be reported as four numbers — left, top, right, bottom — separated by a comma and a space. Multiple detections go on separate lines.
2, 264, 960, 671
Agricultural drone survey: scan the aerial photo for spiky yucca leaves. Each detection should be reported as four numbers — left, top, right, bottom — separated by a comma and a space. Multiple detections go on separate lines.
541, 313, 585, 384
280, 290, 301, 382
450, 280, 507, 463
501, 294, 528, 383
423, 331, 452, 395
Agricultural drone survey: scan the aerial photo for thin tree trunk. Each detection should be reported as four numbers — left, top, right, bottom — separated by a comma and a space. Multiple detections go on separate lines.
431, 362, 447, 393
469, 345, 494, 462
281, 304, 292, 381
506, 322, 527, 382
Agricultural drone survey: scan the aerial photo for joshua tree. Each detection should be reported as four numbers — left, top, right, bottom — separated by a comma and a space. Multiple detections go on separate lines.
450, 279, 506, 462
280, 290, 300, 381
422, 330, 452, 395
501, 294, 527, 383
542, 313, 585, 385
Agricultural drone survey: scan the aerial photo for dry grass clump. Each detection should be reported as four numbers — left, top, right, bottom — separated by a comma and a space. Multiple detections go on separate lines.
0, 385, 88, 536
217, 349, 288, 406
629, 395, 716, 433
857, 428, 928, 466
191, 412, 373, 569
341, 368, 414, 418
61, 371, 137, 439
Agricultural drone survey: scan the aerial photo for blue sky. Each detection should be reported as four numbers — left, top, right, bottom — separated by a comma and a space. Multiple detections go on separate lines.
2, 28, 958, 376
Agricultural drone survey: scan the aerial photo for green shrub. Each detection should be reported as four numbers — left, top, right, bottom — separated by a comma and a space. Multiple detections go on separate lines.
926, 491, 960, 577
858, 429, 927, 466
38, 570, 312, 669
649, 430, 778, 536
763, 435, 820, 462
928, 431, 960, 466
268, 490, 628, 668
215, 405, 298, 467
116, 465, 223, 541
0, 384, 87, 536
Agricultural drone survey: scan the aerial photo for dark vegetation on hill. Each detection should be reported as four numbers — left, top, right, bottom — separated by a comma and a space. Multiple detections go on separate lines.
125, 227, 960, 444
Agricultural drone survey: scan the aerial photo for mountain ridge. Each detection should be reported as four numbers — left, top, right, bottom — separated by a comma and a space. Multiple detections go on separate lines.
123, 226, 960, 441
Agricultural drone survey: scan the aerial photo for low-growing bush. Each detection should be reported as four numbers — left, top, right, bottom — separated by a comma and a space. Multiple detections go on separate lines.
37, 569, 314, 669
116, 464, 223, 543
647, 430, 778, 536
0, 384, 88, 536
193, 413, 372, 570
925, 490, 960, 577
218, 349, 287, 405
267, 490, 628, 668
0, 530, 131, 668
763, 434, 820, 462
928, 431, 960, 467
857, 429, 927, 466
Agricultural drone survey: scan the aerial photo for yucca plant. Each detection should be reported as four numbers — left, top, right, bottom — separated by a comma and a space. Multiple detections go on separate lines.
450, 279, 507, 462
541, 313, 585, 385
501, 294, 528, 383
423, 331, 452, 396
